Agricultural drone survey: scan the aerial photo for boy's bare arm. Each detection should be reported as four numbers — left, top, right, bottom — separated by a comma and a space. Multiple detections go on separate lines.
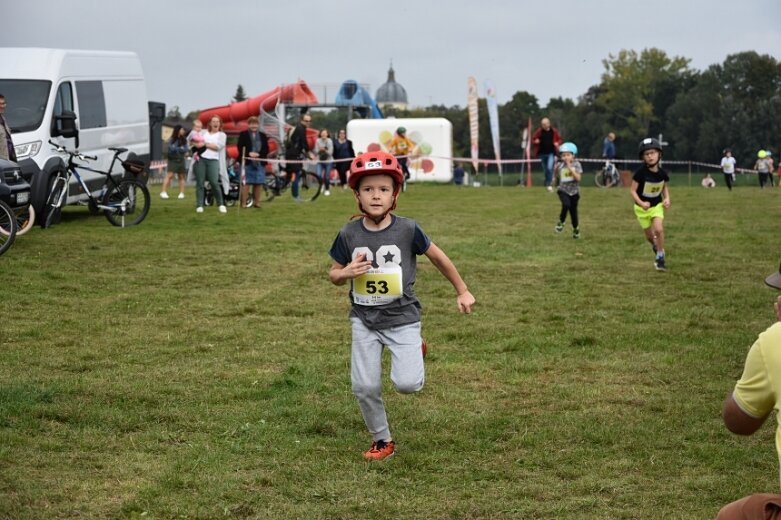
629, 180, 648, 208
329, 253, 372, 286
662, 184, 671, 208
424, 243, 475, 314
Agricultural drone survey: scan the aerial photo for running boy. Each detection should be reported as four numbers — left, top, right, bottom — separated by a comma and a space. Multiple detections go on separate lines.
720, 148, 736, 191
328, 151, 476, 461
553, 142, 583, 239
631, 138, 671, 271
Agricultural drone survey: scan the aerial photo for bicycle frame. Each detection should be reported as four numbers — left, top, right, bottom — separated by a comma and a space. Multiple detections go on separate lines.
62, 150, 130, 213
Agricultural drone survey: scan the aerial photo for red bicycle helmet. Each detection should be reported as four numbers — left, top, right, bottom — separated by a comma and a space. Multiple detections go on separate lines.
348, 151, 405, 191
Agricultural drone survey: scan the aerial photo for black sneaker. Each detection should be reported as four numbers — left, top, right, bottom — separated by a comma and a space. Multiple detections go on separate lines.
655, 256, 666, 271
555, 222, 564, 233
573, 228, 581, 239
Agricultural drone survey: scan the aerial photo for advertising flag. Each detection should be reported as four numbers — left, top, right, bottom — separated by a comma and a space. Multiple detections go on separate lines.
484, 80, 502, 175
467, 77, 479, 174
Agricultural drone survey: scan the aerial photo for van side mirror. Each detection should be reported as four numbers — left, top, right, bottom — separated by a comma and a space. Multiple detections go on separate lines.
56, 111, 79, 148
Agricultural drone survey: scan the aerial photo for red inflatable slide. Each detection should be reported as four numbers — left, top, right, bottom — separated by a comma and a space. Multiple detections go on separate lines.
197, 81, 320, 160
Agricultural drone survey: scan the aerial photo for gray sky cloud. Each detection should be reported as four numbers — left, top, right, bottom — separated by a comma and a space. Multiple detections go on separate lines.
3, 0, 780, 115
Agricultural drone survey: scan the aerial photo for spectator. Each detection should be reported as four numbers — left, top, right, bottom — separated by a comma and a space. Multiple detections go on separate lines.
194, 115, 227, 214
332, 128, 355, 190
285, 112, 313, 202
602, 132, 616, 161
388, 126, 416, 184
453, 162, 465, 185
236, 116, 269, 208
721, 149, 736, 191
161, 125, 188, 200
0, 94, 17, 162
702, 173, 716, 188
532, 117, 562, 192
314, 128, 334, 196
716, 263, 781, 520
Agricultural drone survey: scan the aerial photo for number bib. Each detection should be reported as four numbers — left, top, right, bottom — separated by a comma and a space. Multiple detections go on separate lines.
641, 180, 664, 198
352, 265, 403, 306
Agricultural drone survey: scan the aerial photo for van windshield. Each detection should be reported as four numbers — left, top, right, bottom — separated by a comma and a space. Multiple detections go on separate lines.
0, 80, 51, 133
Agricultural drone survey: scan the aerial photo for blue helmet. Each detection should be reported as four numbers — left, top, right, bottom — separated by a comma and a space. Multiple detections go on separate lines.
559, 142, 578, 156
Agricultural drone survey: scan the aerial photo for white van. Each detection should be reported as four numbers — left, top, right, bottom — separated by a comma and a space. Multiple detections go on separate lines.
0, 48, 149, 215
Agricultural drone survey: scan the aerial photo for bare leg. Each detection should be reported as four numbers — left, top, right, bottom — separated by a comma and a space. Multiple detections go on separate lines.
651, 219, 665, 253
161, 171, 174, 194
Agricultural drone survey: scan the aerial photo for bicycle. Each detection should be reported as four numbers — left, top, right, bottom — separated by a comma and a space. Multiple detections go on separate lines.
42, 141, 151, 228
0, 198, 17, 256
261, 165, 323, 202
11, 205, 35, 235
595, 160, 621, 188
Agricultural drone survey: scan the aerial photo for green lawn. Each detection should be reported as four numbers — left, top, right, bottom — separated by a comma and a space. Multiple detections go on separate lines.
1, 182, 780, 519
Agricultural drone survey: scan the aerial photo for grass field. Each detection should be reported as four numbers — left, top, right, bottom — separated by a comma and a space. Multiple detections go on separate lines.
1, 181, 780, 519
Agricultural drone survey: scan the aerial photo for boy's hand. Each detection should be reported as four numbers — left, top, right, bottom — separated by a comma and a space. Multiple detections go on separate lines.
663, 199, 671, 209
457, 290, 476, 314
640, 201, 651, 210
344, 253, 372, 279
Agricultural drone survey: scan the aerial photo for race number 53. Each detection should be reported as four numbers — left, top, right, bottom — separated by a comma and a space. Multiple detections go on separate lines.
351, 245, 403, 305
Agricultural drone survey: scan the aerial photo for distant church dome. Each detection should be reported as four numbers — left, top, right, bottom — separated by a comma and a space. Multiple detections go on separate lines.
375, 63, 408, 110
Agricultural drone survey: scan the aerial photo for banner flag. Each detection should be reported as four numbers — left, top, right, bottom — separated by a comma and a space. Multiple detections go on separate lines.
484, 80, 502, 175
467, 77, 479, 174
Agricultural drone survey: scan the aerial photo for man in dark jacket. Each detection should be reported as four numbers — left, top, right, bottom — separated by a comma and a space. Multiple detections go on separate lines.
531, 117, 561, 192
285, 113, 313, 201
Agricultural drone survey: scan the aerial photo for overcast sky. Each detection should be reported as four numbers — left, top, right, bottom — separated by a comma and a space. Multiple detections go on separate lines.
3, 0, 780, 116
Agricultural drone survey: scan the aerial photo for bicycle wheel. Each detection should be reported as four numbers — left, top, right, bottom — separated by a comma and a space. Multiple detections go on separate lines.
103, 179, 150, 227
13, 204, 35, 236
594, 169, 607, 187
608, 165, 621, 187
299, 172, 323, 202
42, 173, 68, 229
0, 199, 17, 255
261, 173, 280, 202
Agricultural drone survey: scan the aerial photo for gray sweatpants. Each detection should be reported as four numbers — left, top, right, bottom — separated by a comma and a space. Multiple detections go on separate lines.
350, 318, 425, 442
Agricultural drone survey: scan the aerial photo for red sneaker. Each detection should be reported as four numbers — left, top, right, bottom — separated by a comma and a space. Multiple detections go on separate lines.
421, 339, 428, 359
363, 440, 395, 461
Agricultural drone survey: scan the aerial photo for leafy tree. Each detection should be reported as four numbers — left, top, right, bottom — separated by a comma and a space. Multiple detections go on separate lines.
166, 105, 182, 120
233, 84, 247, 103
667, 51, 781, 164
596, 48, 693, 147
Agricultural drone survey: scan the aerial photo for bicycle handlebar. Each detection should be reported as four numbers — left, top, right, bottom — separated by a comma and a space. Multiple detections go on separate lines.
48, 140, 97, 161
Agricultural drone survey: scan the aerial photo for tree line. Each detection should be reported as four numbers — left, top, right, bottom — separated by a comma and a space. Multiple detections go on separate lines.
389, 48, 781, 169
177, 48, 779, 170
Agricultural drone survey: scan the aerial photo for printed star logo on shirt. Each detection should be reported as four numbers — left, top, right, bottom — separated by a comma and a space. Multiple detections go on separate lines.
383, 251, 396, 263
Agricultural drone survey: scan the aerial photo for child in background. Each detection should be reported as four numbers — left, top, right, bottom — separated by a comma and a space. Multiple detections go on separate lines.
553, 142, 583, 239
702, 173, 716, 188
631, 138, 671, 272
720, 148, 736, 191
187, 119, 205, 162
329, 151, 475, 461
755, 150, 772, 189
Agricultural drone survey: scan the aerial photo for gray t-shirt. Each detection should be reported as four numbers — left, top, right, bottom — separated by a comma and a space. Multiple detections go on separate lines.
555, 160, 582, 196
329, 215, 431, 330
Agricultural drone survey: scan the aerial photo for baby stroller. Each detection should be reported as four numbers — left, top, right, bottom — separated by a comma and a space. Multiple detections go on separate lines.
203, 161, 240, 207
